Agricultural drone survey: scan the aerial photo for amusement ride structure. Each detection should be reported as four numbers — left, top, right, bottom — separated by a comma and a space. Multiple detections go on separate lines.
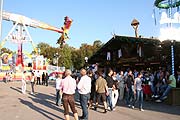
154, 0, 180, 75
0, 10, 72, 70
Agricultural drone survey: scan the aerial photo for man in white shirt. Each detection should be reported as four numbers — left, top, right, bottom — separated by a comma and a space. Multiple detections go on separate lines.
55, 74, 63, 106
36, 71, 41, 85
77, 69, 91, 120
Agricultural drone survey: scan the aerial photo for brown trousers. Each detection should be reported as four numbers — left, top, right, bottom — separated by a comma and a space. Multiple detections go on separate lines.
62, 93, 77, 115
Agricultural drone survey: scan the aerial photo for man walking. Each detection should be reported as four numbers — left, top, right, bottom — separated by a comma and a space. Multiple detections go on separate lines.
125, 70, 134, 107
94, 71, 108, 113
78, 69, 91, 120
56, 74, 63, 106
118, 71, 125, 101
60, 69, 79, 120
106, 69, 114, 111
36, 71, 41, 85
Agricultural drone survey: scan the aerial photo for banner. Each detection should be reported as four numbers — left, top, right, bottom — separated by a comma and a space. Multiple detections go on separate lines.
32, 55, 47, 70
0, 53, 12, 72
107, 52, 111, 60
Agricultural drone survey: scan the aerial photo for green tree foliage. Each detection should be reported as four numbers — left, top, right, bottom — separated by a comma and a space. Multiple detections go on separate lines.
1, 47, 13, 55
1, 40, 103, 70
37, 42, 51, 57
93, 40, 103, 52
71, 41, 103, 69
58, 44, 73, 69
71, 48, 84, 69
35, 40, 103, 70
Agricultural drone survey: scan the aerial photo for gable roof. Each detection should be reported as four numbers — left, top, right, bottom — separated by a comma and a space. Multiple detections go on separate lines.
89, 35, 161, 64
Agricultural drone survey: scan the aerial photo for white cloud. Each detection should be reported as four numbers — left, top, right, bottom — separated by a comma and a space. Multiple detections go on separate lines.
159, 27, 180, 41
160, 12, 180, 24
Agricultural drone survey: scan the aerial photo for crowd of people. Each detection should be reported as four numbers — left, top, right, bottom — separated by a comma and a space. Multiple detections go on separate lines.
7, 67, 178, 120
20, 70, 49, 95
54, 67, 178, 120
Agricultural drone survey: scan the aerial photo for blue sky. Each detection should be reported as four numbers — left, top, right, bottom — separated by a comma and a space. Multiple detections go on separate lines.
1, 0, 160, 52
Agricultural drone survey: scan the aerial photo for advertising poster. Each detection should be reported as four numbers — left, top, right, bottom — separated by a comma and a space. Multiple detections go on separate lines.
0, 53, 11, 72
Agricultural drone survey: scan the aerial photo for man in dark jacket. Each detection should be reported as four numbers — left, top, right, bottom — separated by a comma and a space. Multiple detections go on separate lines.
106, 69, 115, 111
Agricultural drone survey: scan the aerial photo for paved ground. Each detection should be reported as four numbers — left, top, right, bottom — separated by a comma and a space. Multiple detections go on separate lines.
0, 81, 180, 120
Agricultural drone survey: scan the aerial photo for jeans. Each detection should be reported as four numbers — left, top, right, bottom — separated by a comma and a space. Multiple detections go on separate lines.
133, 90, 143, 109
160, 84, 168, 94
56, 89, 61, 105
106, 88, 113, 110
159, 85, 172, 100
79, 93, 90, 120
118, 86, 125, 100
31, 82, 35, 93
125, 87, 133, 105
112, 89, 119, 108
45, 79, 48, 86
37, 77, 40, 85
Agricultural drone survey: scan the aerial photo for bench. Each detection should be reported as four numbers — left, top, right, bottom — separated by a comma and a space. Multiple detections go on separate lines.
165, 88, 180, 105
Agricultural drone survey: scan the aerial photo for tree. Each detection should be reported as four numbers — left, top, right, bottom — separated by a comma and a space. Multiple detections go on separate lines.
0, 48, 13, 55
70, 40, 103, 70
71, 48, 83, 69
92, 40, 103, 53
37, 42, 51, 56
34, 40, 104, 70
58, 44, 73, 69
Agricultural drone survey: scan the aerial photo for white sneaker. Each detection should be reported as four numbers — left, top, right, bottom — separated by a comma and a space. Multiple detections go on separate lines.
154, 95, 159, 98
155, 99, 162, 103
162, 96, 167, 100
132, 106, 135, 109
140, 109, 144, 111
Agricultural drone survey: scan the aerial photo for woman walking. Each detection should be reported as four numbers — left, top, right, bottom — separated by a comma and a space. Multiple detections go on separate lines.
30, 72, 35, 94
22, 71, 27, 94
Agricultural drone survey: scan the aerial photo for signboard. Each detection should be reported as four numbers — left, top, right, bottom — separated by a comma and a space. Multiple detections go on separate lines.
0, 53, 12, 72
32, 55, 47, 70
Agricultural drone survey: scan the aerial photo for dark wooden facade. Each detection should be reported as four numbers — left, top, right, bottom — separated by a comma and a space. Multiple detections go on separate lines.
89, 35, 180, 71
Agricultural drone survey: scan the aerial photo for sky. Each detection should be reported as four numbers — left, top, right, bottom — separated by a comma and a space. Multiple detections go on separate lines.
1, 0, 161, 52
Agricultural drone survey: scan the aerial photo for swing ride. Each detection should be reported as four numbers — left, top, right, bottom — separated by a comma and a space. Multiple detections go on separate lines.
154, 0, 180, 9
0, 10, 72, 80
0, 11, 72, 73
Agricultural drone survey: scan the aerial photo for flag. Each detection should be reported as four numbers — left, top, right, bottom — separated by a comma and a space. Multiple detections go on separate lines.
107, 52, 111, 60
118, 49, 122, 58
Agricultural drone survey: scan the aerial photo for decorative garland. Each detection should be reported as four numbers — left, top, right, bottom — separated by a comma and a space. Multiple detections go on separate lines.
154, 0, 180, 9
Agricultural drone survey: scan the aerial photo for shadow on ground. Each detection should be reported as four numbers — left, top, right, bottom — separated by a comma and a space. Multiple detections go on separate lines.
116, 100, 180, 116
10, 87, 22, 94
18, 98, 64, 120
29, 92, 75, 118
